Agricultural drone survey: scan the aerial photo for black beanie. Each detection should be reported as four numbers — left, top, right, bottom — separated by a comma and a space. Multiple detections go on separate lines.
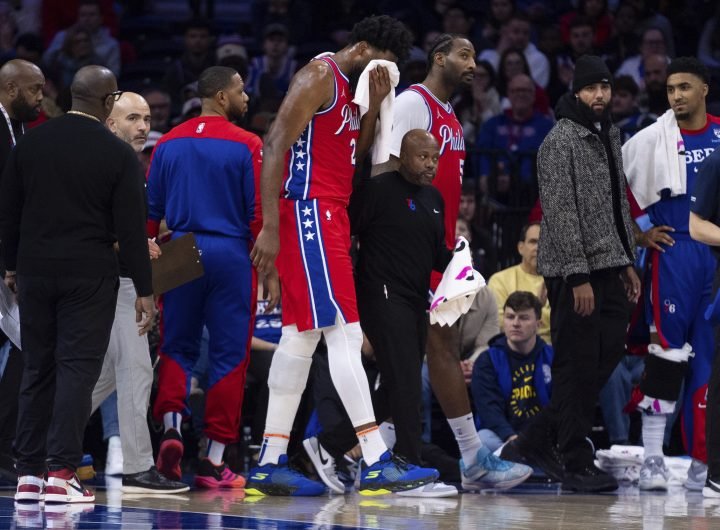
572, 55, 613, 93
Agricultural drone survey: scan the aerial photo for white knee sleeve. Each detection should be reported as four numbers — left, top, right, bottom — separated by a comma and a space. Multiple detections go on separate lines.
324, 320, 376, 427
267, 325, 320, 393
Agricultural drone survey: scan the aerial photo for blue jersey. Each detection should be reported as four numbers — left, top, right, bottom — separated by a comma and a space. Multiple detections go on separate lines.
147, 116, 263, 239
254, 299, 282, 344
646, 115, 720, 231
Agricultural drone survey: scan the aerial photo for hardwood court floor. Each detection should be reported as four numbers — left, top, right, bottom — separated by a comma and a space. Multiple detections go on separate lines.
2, 479, 720, 529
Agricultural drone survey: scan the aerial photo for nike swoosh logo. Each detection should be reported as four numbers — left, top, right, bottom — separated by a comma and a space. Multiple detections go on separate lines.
66, 480, 85, 494
433, 209, 440, 214
318, 445, 329, 466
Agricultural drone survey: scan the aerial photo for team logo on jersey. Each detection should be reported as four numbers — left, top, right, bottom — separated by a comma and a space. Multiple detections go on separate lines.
438, 124, 465, 155
714, 128, 720, 139
664, 299, 676, 314
334, 104, 361, 135
406, 198, 416, 211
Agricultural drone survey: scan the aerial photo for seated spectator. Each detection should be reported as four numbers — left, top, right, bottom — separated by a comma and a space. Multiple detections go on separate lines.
456, 60, 502, 144
603, 2, 640, 73
41, 0, 116, 47
478, 12, 550, 89
638, 53, 669, 116
442, 5, 475, 39
162, 18, 215, 111
496, 48, 551, 116
476, 74, 554, 190
246, 24, 297, 114
552, 16, 597, 102
216, 34, 249, 79
471, 291, 553, 452
615, 27, 670, 90
479, 0, 516, 50
141, 87, 173, 133
611, 75, 656, 143
487, 223, 550, 344
44, 26, 102, 91
698, 6, 720, 71
43, 0, 119, 76
559, 0, 613, 49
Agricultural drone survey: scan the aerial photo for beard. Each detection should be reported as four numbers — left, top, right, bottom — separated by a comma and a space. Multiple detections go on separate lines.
348, 64, 364, 95
577, 97, 611, 124
226, 100, 247, 122
10, 93, 40, 122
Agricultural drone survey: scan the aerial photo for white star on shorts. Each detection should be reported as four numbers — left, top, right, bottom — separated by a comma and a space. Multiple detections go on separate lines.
305, 231, 315, 241
302, 206, 312, 217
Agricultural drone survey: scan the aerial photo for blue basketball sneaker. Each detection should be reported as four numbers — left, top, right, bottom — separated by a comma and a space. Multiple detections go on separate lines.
245, 455, 327, 496
358, 451, 439, 496
460, 445, 533, 490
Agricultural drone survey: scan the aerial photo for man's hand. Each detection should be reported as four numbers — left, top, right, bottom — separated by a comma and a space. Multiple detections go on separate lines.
4, 272, 16, 294
261, 267, 281, 313
621, 265, 641, 303
538, 282, 548, 306
250, 226, 280, 274
460, 359, 474, 384
636, 225, 675, 252
135, 295, 156, 336
148, 238, 161, 260
368, 65, 391, 114
572, 282, 594, 316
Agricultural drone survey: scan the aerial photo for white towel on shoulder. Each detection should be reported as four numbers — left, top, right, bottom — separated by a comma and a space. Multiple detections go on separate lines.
352, 59, 400, 165
623, 109, 686, 210
429, 237, 485, 327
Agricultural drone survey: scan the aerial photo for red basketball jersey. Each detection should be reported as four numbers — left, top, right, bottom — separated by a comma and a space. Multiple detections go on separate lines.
407, 84, 466, 250
282, 57, 360, 205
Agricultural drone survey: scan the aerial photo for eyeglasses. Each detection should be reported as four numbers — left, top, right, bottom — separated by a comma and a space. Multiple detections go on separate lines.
104, 90, 123, 102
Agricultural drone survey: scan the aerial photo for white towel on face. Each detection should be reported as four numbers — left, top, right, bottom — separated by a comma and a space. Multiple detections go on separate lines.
429, 237, 485, 327
352, 59, 400, 165
623, 109, 686, 210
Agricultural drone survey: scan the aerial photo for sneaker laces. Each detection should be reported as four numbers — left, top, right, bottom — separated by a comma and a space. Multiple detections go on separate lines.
481, 451, 513, 472
389, 454, 413, 471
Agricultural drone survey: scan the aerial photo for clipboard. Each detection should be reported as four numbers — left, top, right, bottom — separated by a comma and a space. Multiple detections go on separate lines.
151, 233, 204, 295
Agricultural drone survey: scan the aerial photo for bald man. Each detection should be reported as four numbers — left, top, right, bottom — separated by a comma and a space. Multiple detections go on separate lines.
0, 58, 44, 480
0, 66, 154, 503
86, 92, 188, 495
344, 129, 457, 495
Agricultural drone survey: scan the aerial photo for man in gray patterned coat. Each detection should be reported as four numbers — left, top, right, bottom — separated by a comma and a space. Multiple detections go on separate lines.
501, 55, 640, 493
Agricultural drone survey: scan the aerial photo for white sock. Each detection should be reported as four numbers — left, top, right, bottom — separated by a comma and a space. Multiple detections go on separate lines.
258, 433, 290, 466
206, 439, 225, 466
642, 413, 667, 459
379, 421, 396, 450
108, 435, 121, 449
163, 412, 182, 434
448, 414, 483, 465
357, 426, 386, 466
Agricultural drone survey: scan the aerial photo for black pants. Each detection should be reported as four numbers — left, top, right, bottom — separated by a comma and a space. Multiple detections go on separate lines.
0, 345, 23, 465
528, 270, 629, 471
707, 269, 720, 478
357, 293, 427, 465
14, 275, 118, 475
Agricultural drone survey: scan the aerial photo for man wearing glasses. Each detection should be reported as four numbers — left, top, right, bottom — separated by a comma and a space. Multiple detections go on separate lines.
0, 66, 155, 503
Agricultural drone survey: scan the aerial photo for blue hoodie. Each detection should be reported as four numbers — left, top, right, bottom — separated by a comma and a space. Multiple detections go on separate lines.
471, 334, 553, 441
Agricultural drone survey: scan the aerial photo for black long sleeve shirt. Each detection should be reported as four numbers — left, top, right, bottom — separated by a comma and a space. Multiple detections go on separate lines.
0, 113, 152, 296
350, 171, 452, 309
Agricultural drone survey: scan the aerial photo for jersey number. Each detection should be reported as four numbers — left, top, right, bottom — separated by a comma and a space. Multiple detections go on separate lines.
350, 138, 357, 166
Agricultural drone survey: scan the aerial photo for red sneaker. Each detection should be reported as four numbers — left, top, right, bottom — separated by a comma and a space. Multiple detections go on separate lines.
156, 428, 184, 481
15, 475, 44, 502
195, 458, 246, 489
45, 469, 94, 503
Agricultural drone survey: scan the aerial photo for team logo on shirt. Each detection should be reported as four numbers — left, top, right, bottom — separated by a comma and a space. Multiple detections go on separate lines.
334, 104, 361, 135
714, 128, 720, 139
438, 124, 465, 155
406, 198, 416, 211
